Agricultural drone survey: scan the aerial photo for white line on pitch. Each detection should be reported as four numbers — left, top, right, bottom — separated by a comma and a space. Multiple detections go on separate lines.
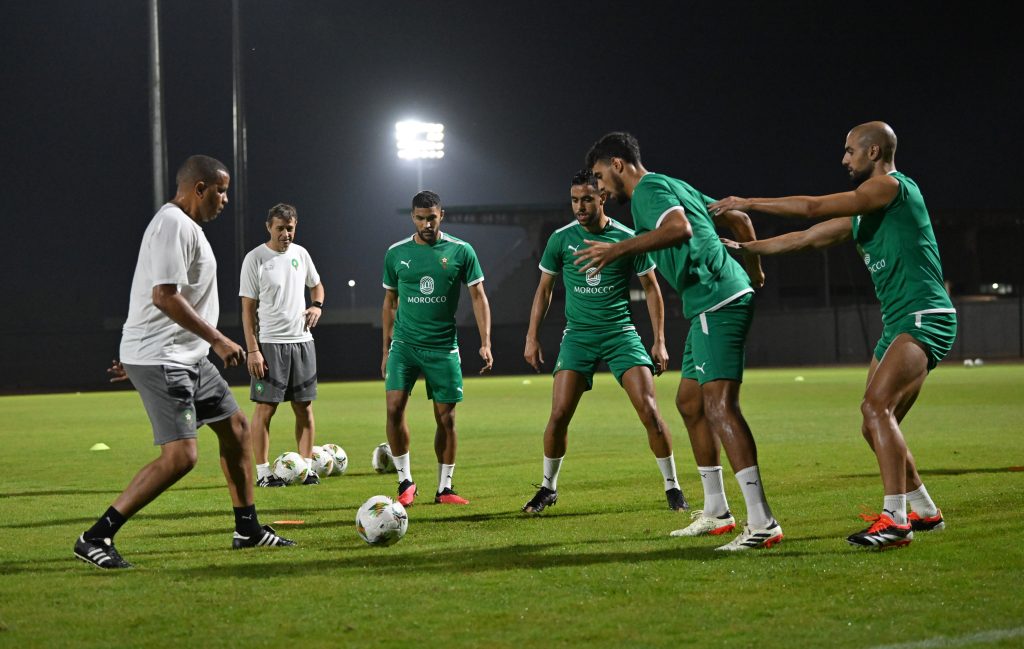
868, 627, 1024, 649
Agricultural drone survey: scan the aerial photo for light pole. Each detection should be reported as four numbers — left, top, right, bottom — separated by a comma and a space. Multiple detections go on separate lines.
395, 120, 444, 191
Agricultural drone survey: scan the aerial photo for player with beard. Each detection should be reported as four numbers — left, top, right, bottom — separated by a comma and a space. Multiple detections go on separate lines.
575, 132, 784, 552
709, 121, 955, 550
381, 190, 493, 506
521, 170, 688, 515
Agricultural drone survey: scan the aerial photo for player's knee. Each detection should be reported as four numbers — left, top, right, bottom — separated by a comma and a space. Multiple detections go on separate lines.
435, 410, 456, 431
163, 445, 198, 476
636, 400, 662, 430
860, 395, 892, 424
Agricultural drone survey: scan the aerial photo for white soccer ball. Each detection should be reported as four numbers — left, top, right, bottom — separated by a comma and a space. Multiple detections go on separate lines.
272, 451, 309, 485
372, 442, 396, 474
321, 443, 348, 476
355, 495, 408, 546
311, 446, 335, 477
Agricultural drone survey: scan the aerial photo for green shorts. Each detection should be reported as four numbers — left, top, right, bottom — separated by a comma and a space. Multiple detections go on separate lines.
681, 293, 753, 385
553, 327, 654, 390
875, 310, 957, 371
384, 340, 464, 403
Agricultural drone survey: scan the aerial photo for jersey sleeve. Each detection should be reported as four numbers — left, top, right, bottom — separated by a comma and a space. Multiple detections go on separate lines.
239, 250, 260, 299
632, 177, 683, 232
538, 233, 562, 275
462, 244, 485, 286
382, 249, 398, 290
303, 249, 321, 288
633, 250, 656, 276
147, 216, 191, 286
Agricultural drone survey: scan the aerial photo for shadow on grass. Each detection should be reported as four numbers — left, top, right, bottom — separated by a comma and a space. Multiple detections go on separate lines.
0, 484, 225, 500
839, 466, 1024, 479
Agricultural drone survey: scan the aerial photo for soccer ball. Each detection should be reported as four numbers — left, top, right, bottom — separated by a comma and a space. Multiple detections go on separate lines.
272, 451, 309, 485
311, 446, 335, 477
321, 443, 348, 476
355, 495, 408, 546
371, 442, 396, 473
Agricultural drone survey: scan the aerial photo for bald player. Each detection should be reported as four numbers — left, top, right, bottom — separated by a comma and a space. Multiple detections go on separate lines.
710, 121, 956, 550
75, 155, 294, 570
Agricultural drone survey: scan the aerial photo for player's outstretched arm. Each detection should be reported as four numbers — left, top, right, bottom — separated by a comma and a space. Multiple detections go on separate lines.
524, 273, 555, 372
712, 208, 764, 289
469, 282, 493, 374
381, 289, 398, 379
574, 210, 692, 273
152, 284, 244, 367
722, 217, 853, 256
707, 175, 899, 221
638, 271, 668, 375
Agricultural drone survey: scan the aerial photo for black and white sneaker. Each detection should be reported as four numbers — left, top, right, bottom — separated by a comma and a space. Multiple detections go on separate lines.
302, 471, 320, 486
232, 525, 296, 549
74, 535, 133, 569
522, 485, 558, 514
256, 475, 288, 487
665, 487, 690, 512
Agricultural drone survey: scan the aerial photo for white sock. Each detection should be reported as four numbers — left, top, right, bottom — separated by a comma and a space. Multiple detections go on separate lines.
393, 452, 412, 483
438, 463, 454, 492
735, 465, 774, 528
256, 462, 272, 479
906, 485, 938, 517
656, 454, 680, 492
883, 494, 908, 525
542, 456, 563, 491
698, 465, 729, 517
304, 457, 314, 475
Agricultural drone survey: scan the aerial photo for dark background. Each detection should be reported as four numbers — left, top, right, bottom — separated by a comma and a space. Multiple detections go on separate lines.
1, 1, 1021, 390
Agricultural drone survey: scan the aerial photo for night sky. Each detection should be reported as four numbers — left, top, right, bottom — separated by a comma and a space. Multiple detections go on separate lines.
2, 1, 1019, 336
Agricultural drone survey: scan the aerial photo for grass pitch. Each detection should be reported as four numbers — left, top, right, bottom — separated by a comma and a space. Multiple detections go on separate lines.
1, 364, 1022, 648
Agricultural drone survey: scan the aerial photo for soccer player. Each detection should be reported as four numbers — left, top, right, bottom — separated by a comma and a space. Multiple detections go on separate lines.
240, 203, 325, 487
381, 190, 493, 506
709, 121, 955, 550
521, 170, 688, 515
74, 155, 293, 569
575, 132, 783, 551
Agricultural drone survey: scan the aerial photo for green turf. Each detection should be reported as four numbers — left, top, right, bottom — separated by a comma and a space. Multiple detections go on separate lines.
1, 364, 1023, 648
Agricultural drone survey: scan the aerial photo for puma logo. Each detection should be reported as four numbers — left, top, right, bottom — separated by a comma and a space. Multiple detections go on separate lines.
399, 260, 411, 269
745, 480, 759, 486
567, 244, 579, 253
242, 514, 253, 520
104, 516, 114, 526
695, 362, 706, 374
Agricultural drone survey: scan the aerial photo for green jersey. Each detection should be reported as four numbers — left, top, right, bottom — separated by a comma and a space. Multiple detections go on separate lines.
852, 171, 954, 326
630, 173, 752, 319
382, 232, 484, 350
539, 217, 656, 331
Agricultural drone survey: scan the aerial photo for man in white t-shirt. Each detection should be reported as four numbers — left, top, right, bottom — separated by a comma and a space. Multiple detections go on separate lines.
74, 155, 295, 570
240, 203, 325, 487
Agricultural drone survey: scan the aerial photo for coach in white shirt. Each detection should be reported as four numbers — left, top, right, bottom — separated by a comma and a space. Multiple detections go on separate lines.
240, 203, 325, 487
74, 156, 294, 570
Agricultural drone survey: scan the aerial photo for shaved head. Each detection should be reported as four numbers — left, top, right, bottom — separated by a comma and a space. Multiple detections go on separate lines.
175, 154, 229, 187
849, 121, 897, 163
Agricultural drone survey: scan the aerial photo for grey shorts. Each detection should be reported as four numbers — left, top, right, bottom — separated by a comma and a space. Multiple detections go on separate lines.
250, 341, 318, 403
124, 358, 240, 445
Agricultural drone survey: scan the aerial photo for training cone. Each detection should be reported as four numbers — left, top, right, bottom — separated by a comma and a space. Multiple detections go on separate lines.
90, 443, 110, 451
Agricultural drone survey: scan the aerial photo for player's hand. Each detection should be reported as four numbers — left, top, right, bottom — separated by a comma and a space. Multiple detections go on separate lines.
213, 337, 246, 368
650, 342, 669, 376
479, 345, 494, 375
107, 359, 129, 383
720, 237, 747, 253
573, 239, 617, 274
381, 351, 389, 380
707, 196, 749, 216
247, 350, 268, 378
523, 338, 544, 372
304, 305, 322, 330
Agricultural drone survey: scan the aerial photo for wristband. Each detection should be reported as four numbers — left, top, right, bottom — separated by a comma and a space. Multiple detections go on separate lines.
248, 350, 261, 354
311, 301, 323, 309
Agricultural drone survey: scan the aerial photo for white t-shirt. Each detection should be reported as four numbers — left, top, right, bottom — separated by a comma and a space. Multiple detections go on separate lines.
120, 203, 220, 366
239, 242, 320, 343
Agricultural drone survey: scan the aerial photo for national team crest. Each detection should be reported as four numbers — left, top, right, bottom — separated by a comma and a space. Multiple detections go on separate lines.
586, 268, 602, 287
440, 257, 448, 270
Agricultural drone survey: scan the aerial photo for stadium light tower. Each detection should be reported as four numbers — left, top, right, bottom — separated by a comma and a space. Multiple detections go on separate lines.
395, 120, 444, 191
